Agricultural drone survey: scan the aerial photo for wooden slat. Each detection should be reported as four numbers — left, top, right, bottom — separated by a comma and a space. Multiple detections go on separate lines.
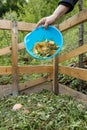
59, 65, 87, 81
0, 46, 12, 56
4, 40, 87, 60
0, 85, 13, 97
1, 40, 87, 63
59, 83, 87, 105
57, 9, 87, 32
0, 20, 36, 31
0, 9, 87, 32
18, 42, 25, 50
0, 77, 47, 97
0, 65, 53, 75
0, 20, 11, 30
0, 66, 12, 74
0, 77, 49, 97
21, 82, 53, 95
18, 65, 53, 74
0, 82, 87, 105
19, 77, 47, 91
1, 65, 87, 81
17, 22, 36, 31
0, 42, 25, 56
0, 65, 87, 81
59, 43, 87, 63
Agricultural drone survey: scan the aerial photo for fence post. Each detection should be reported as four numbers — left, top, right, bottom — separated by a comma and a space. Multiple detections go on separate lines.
78, 0, 84, 91
11, 21, 18, 95
53, 56, 59, 95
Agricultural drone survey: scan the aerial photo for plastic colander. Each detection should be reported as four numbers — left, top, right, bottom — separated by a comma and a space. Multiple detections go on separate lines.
24, 25, 63, 60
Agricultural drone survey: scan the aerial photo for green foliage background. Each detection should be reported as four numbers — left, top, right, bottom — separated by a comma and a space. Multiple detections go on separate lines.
0, 0, 87, 90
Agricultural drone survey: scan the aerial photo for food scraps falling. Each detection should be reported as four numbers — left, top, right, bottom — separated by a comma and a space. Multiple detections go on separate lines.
33, 40, 59, 58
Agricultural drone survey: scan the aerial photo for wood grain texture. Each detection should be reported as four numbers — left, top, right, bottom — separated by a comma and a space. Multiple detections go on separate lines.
57, 9, 87, 32
59, 65, 87, 81
0, 65, 87, 81
0, 20, 36, 31
0, 42, 24, 56
11, 21, 19, 95
59, 83, 87, 105
58, 43, 87, 63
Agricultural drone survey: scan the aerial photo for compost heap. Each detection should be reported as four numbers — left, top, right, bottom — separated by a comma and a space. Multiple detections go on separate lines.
0, 90, 87, 130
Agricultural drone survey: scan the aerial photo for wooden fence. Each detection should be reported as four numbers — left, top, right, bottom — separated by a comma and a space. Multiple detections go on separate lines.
0, 9, 87, 103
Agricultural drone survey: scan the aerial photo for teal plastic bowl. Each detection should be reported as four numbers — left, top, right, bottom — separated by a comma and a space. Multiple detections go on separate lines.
24, 25, 63, 60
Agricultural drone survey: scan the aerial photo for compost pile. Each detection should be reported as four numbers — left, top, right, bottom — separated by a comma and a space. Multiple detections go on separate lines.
0, 90, 87, 130
33, 40, 59, 58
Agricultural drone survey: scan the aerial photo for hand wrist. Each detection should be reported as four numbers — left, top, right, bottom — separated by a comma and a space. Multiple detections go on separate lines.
52, 5, 69, 20
51, 14, 58, 22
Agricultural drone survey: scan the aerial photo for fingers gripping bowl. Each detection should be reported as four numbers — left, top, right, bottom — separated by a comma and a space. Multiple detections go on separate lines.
24, 26, 63, 60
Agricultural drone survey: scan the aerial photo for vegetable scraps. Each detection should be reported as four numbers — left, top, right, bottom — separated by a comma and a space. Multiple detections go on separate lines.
33, 40, 59, 58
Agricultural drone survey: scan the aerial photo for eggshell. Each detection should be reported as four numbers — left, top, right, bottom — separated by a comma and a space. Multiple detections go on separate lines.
12, 103, 22, 111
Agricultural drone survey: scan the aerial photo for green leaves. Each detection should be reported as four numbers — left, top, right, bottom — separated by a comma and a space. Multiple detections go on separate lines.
0, 90, 87, 130
18, 0, 58, 23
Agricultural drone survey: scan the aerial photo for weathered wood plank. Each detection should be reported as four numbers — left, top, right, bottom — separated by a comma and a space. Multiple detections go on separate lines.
0, 65, 87, 81
0, 42, 24, 56
0, 10, 87, 32
0, 46, 12, 56
19, 77, 47, 91
1, 42, 87, 65
20, 82, 53, 95
59, 65, 87, 81
18, 42, 25, 50
0, 65, 53, 75
0, 20, 11, 30
0, 77, 49, 97
0, 66, 12, 74
0, 85, 13, 97
11, 21, 18, 95
17, 22, 36, 31
0, 20, 36, 31
18, 65, 53, 74
59, 83, 87, 104
57, 9, 87, 32
0, 9, 87, 32
59, 43, 87, 63
1, 42, 87, 60
0, 82, 87, 105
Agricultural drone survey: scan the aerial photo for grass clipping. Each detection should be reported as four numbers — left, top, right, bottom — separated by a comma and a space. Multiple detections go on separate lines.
0, 90, 87, 130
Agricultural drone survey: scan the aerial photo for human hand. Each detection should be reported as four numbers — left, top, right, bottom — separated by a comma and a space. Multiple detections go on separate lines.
36, 4, 69, 29
36, 15, 56, 29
